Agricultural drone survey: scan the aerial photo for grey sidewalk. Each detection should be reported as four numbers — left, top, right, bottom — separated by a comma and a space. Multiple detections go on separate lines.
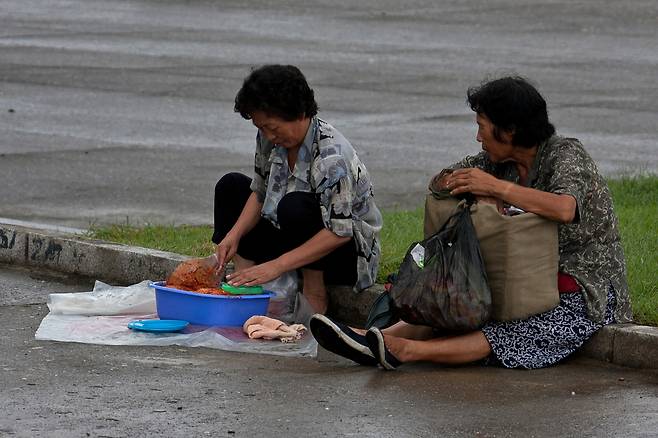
1, 220, 656, 370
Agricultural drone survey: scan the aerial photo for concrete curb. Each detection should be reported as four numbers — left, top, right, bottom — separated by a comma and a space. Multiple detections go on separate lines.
1, 221, 656, 370
0, 224, 188, 285
578, 324, 658, 369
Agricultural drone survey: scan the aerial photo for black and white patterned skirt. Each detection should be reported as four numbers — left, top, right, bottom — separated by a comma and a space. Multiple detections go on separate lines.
481, 290, 616, 369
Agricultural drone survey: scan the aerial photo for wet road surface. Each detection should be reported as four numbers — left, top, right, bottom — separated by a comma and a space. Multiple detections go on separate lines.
1, 0, 657, 228
1, 264, 657, 437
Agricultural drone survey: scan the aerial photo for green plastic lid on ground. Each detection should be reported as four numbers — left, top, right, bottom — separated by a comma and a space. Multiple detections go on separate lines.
221, 282, 264, 295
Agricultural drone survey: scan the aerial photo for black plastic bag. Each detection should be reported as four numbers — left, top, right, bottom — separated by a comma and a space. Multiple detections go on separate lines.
389, 203, 492, 331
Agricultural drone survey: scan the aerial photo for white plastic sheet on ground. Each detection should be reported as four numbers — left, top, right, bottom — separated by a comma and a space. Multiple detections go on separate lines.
35, 273, 317, 358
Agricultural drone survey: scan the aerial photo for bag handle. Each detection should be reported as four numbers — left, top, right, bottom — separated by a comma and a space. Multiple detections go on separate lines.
432, 198, 474, 237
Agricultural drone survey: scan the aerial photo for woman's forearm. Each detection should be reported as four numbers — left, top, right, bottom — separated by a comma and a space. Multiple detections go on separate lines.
276, 228, 351, 272
493, 180, 577, 223
229, 191, 263, 238
448, 168, 577, 223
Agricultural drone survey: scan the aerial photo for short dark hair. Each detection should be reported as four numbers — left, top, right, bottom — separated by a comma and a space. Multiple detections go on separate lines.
467, 76, 555, 148
234, 64, 318, 121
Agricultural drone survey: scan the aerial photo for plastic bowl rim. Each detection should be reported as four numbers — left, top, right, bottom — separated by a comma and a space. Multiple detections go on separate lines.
150, 281, 275, 299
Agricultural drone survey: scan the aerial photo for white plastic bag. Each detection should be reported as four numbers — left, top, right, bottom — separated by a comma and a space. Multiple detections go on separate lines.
47, 280, 156, 315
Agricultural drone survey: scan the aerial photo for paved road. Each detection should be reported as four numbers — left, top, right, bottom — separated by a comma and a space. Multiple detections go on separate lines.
0, 0, 657, 229
1, 264, 658, 437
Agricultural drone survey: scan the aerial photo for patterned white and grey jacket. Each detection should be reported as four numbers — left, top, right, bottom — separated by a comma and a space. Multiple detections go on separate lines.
249, 116, 382, 292
440, 135, 633, 324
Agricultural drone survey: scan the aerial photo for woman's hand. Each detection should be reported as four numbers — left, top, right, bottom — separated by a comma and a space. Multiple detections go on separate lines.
215, 232, 241, 274
429, 170, 453, 193
226, 259, 285, 287
447, 168, 505, 198
215, 191, 264, 274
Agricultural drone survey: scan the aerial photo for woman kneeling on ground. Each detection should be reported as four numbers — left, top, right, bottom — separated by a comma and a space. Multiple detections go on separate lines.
311, 76, 633, 369
213, 65, 382, 314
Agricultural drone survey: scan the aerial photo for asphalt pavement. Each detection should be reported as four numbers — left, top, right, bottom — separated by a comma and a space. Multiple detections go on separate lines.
2, 263, 658, 437
1, 0, 657, 228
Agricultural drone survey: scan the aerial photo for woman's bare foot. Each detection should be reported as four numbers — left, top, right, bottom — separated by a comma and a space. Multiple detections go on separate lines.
382, 334, 412, 363
305, 293, 328, 314
350, 327, 367, 336
302, 269, 328, 314
232, 254, 255, 271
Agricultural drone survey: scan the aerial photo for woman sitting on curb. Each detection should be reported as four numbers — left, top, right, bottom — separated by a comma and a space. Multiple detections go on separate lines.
311, 76, 632, 369
213, 64, 382, 314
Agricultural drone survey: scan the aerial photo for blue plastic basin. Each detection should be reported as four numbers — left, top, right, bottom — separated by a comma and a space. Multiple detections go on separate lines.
151, 282, 274, 327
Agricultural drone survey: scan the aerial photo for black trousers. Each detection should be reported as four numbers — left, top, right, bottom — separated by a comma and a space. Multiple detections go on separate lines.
212, 172, 357, 285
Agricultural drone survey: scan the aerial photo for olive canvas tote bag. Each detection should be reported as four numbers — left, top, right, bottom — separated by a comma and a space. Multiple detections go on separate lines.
424, 194, 560, 321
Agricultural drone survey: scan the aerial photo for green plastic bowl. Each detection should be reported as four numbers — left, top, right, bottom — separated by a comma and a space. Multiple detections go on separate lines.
220, 282, 264, 295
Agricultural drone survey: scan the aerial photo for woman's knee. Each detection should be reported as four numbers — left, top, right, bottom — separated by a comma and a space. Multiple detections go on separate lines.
215, 172, 251, 197
277, 192, 323, 229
